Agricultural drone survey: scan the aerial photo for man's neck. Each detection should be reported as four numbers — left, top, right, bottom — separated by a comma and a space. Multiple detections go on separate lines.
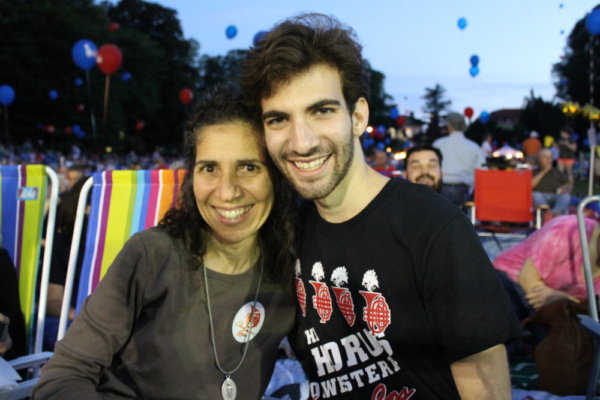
314, 143, 388, 223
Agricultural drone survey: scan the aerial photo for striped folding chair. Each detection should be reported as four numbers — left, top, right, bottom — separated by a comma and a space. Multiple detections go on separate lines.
0, 165, 58, 353
57, 169, 185, 340
0, 165, 58, 400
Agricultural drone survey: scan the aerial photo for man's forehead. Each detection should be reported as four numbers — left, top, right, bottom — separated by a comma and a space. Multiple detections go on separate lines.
409, 150, 440, 163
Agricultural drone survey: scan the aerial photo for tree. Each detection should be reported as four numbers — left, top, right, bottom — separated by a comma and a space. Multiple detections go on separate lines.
422, 84, 452, 141
519, 91, 566, 138
364, 60, 395, 127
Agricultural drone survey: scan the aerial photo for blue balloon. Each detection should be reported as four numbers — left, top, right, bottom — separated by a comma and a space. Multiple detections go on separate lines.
376, 142, 385, 150
72, 125, 81, 134
121, 71, 131, 82
75, 129, 85, 139
390, 107, 399, 120
573, 133, 579, 141
480, 111, 490, 124
74, 77, 83, 87
584, 139, 590, 147
586, 8, 600, 35
0, 85, 15, 106
469, 55, 479, 66
72, 39, 98, 71
469, 66, 480, 77
377, 124, 386, 135
225, 25, 238, 39
253, 30, 267, 46
457, 17, 467, 30
385, 138, 391, 145
49, 90, 58, 100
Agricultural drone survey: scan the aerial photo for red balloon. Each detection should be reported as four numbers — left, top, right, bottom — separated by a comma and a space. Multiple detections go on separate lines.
46, 125, 55, 134
109, 22, 119, 32
179, 88, 193, 105
135, 121, 145, 131
96, 44, 122, 75
464, 107, 474, 119
76, 103, 85, 112
396, 116, 406, 126
64, 126, 72, 134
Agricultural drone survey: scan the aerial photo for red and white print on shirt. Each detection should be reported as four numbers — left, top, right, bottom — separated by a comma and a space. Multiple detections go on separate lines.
360, 270, 391, 338
295, 260, 307, 317
309, 262, 333, 323
231, 302, 265, 343
330, 266, 356, 327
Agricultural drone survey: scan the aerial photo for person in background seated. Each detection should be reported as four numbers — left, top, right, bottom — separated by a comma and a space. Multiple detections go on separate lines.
493, 215, 600, 322
403, 144, 443, 193
480, 133, 493, 158
0, 238, 27, 360
532, 148, 571, 219
372, 149, 396, 174
433, 112, 485, 207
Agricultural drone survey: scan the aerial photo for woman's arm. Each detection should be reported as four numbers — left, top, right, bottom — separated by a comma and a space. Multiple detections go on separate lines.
518, 258, 578, 310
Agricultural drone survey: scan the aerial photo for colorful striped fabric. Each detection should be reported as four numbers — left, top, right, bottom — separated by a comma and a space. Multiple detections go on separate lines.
74, 169, 186, 315
0, 165, 48, 340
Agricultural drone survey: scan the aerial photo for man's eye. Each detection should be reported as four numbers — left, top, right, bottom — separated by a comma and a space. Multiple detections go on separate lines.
266, 117, 285, 126
317, 108, 333, 115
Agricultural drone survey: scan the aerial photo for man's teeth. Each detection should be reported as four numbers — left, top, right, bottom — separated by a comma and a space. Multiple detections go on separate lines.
294, 156, 327, 171
217, 206, 252, 220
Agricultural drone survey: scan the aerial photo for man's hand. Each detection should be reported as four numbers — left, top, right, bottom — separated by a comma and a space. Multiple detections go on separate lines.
0, 313, 12, 357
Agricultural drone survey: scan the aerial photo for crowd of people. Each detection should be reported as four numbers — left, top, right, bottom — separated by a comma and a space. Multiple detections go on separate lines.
0, 11, 597, 400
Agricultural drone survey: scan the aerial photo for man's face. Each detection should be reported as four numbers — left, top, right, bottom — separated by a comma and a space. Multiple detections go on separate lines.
261, 64, 367, 201
538, 152, 553, 169
404, 150, 442, 192
66, 170, 83, 189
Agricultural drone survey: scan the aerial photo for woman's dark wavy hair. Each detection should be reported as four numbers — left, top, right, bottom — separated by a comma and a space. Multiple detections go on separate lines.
159, 84, 298, 285
239, 13, 370, 117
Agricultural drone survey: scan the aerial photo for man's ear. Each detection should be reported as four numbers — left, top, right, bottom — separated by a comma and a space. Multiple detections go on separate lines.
352, 97, 369, 138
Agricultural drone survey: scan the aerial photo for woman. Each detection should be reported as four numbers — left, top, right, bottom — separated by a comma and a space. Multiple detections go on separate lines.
32, 85, 298, 399
557, 127, 577, 187
493, 215, 600, 319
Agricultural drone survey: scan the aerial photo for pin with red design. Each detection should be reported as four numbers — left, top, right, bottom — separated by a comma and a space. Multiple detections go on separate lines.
309, 262, 333, 323
360, 270, 391, 338
294, 260, 307, 317
330, 266, 356, 326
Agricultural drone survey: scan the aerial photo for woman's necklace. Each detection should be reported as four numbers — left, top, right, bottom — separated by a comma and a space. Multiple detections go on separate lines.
202, 248, 264, 400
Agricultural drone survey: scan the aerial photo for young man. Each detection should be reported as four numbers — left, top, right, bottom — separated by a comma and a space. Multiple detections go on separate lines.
241, 14, 520, 399
403, 145, 443, 192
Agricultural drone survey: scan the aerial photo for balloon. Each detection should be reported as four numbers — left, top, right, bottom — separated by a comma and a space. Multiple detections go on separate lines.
396, 116, 406, 126
76, 103, 85, 112
49, 90, 58, 100
73, 125, 81, 134
0, 85, 15, 106
469, 55, 479, 66
457, 17, 467, 30
464, 107, 474, 119
121, 71, 131, 82
74, 77, 83, 87
469, 66, 480, 77
72, 39, 98, 70
75, 130, 85, 139
109, 22, 119, 32
586, 8, 600, 35
65, 126, 72, 134
96, 44, 122, 75
480, 111, 490, 124
390, 107, 399, 120
376, 142, 385, 150
135, 121, 145, 131
46, 125, 55, 134
225, 25, 238, 39
253, 31, 267, 46
377, 124, 385, 134
179, 88, 193, 105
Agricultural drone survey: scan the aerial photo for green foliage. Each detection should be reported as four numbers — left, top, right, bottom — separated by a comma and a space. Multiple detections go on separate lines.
422, 83, 451, 140
519, 91, 566, 139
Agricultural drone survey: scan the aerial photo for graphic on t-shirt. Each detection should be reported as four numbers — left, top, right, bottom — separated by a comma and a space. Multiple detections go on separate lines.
359, 270, 391, 338
309, 262, 333, 323
231, 301, 265, 343
330, 266, 356, 327
295, 259, 307, 317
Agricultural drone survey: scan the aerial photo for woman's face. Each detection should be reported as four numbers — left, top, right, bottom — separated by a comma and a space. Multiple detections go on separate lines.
193, 121, 274, 246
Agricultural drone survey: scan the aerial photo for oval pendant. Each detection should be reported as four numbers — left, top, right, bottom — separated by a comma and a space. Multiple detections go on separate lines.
221, 376, 237, 400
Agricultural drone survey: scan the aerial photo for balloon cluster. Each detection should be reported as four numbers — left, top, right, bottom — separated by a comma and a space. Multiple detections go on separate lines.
469, 54, 480, 77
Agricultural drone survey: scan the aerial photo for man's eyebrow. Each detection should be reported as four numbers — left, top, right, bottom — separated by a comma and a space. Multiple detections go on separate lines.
262, 110, 288, 122
306, 99, 342, 113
